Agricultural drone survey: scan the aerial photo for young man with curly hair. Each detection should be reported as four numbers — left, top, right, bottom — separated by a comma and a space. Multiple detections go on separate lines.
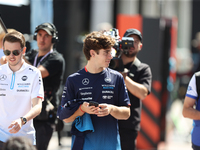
58, 31, 131, 150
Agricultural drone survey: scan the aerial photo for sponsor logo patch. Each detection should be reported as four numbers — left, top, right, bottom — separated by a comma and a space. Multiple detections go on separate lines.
0, 74, 7, 81
82, 78, 89, 85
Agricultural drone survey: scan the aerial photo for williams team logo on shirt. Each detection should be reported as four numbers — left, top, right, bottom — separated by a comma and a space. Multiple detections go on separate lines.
104, 77, 111, 83
22, 76, 28, 81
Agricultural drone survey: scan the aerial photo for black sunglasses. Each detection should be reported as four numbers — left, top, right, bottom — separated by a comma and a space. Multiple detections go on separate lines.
3, 48, 23, 56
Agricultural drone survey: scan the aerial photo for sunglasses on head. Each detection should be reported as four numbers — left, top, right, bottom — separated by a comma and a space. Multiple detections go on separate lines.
3, 48, 23, 56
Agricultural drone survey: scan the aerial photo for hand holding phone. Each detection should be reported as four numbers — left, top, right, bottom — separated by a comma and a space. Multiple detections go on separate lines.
89, 101, 99, 107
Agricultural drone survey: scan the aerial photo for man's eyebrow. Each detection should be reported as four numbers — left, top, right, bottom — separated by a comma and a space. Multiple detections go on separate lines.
103, 49, 111, 52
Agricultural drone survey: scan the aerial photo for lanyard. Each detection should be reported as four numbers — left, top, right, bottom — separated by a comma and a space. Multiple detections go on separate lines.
33, 49, 53, 67
10, 72, 15, 90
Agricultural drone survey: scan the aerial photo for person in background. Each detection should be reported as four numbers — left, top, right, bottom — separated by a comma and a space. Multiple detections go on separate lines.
3, 137, 36, 150
0, 29, 16, 65
96, 22, 113, 32
182, 72, 200, 150
25, 23, 65, 150
57, 30, 131, 150
118, 28, 152, 150
0, 31, 44, 150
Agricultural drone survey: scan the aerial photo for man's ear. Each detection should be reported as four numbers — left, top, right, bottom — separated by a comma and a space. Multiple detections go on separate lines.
90, 49, 95, 57
140, 43, 143, 49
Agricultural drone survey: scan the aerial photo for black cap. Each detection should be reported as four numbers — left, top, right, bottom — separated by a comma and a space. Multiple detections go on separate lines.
35, 23, 54, 36
123, 29, 142, 42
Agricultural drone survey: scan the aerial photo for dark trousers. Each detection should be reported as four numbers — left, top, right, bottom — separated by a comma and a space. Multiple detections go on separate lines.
0, 141, 4, 150
119, 128, 138, 150
192, 143, 200, 150
34, 120, 54, 150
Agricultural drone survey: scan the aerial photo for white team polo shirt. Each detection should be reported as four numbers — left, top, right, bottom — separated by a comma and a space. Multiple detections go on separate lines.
0, 62, 44, 144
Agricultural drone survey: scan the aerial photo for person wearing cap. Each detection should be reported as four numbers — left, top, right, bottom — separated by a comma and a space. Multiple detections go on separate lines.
0, 31, 44, 150
118, 28, 152, 150
23, 23, 65, 150
182, 32, 200, 150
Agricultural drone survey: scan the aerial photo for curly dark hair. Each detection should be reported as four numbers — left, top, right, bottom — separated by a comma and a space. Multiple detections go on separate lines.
83, 31, 115, 60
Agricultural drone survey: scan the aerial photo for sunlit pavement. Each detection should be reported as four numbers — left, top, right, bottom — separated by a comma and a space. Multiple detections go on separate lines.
48, 131, 71, 150
48, 122, 72, 150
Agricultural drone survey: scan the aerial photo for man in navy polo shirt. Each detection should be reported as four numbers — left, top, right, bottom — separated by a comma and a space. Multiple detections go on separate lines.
58, 31, 131, 150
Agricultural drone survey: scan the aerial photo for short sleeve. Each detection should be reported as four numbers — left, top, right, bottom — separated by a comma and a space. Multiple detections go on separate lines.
31, 69, 44, 100
186, 74, 198, 99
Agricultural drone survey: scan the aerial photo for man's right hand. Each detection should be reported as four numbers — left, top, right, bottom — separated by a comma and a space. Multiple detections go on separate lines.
8, 118, 23, 134
81, 102, 99, 114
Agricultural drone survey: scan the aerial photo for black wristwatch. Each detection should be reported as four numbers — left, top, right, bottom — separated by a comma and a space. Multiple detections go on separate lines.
20, 117, 27, 125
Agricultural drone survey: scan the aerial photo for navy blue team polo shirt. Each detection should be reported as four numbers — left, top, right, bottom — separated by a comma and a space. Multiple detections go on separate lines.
61, 67, 130, 150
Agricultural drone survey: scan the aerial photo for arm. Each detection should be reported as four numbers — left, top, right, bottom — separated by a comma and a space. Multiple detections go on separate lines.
63, 102, 99, 123
8, 97, 43, 133
124, 75, 148, 100
37, 65, 49, 78
63, 102, 130, 123
182, 96, 200, 120
25, 97, 43, 120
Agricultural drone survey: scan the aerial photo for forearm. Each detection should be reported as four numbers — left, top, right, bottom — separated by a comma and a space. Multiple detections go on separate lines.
109, 105, 130, 120
63, 102, 101, 123
23, 97, 42, 122
24, 102, 42, 122
125, 76, 148, 100
182, 107, 200, 120
63, 105, 84, 123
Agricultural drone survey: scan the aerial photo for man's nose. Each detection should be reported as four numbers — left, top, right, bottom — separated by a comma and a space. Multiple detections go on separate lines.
10, 52, 15, 57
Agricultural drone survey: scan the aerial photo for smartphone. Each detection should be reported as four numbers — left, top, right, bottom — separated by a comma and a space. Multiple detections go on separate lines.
89, 101, 99, 107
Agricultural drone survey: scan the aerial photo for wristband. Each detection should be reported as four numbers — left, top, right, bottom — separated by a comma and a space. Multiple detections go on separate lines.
79, 104, 85, 113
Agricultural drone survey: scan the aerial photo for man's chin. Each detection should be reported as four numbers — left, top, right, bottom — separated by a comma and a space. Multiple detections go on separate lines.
124, 53, 136, 58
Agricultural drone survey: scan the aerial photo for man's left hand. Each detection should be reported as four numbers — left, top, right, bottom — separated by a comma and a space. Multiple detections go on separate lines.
95, 104, 113, 117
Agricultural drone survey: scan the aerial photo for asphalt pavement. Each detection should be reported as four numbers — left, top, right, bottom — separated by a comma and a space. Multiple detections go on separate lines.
48, 131, 71, 150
